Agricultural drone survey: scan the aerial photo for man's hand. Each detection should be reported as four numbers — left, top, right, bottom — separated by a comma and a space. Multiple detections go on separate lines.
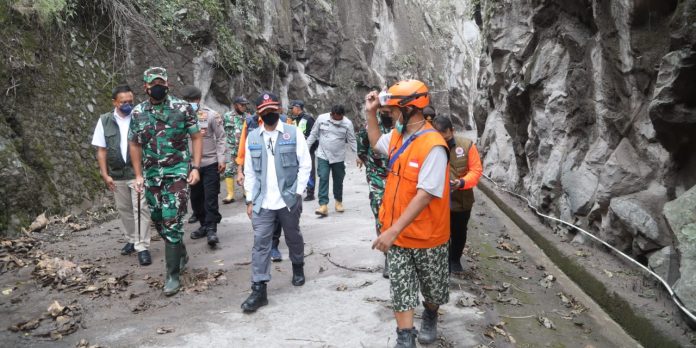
187, 169, 200, 186
364, 90, 380, 113
236, 171, 245, 186
102, 175, 116, 192
356, 158, 364, 169
246, 203, 253, 219
372, 226, 399, 253
218, 162, 226, 173
134, 176, 145, 193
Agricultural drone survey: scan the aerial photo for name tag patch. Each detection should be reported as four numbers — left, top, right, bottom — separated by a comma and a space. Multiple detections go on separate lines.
408, 161, 419, 168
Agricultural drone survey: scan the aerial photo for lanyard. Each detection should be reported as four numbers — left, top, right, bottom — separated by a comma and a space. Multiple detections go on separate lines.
387, 129, 436, 170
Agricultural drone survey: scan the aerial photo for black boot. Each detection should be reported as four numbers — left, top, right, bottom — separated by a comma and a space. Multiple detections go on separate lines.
395, 327, 418, 348
304, 189, 315, 201
187, 214, 198, 224
241, 282, 268, 313
418, 303, 439, 344
206, 225, 219, 247
449, 259, 464, 274
291, 263, 305, 286
163, 242, 185, 296
190, 224, 207, 239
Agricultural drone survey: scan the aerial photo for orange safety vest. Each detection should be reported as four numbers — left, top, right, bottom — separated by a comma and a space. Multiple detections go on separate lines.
378, 124, 450, 249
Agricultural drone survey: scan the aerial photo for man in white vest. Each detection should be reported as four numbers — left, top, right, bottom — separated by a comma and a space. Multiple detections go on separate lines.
241, 92, 312, 313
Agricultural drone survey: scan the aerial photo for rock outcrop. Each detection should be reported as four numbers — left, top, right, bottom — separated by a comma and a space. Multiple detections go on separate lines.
474, 0, 696, 311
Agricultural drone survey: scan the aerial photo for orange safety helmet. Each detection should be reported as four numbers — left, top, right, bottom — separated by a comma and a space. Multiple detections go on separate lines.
380, 80, 430, 109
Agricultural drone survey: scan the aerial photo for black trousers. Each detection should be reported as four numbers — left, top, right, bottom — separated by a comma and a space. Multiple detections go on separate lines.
271, 219, 283, 249
449, 210, 472, 262
190, 162, 222, 227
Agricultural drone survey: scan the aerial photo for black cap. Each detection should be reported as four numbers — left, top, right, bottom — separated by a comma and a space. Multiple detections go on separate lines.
290, 99, 305, 109
255, 91, 281, 113
180, 85, 202, 101
233, 96, 249, 105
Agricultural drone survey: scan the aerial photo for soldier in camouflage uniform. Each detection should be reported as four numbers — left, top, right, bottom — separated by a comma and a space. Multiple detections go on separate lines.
129, 67, 202, 297
357, 109, 393, 278
221, 96, 250, 204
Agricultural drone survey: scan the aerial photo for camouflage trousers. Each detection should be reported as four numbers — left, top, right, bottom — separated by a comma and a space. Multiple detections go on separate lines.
223, 160, 238, 178
145, 177, 189, 244
368, 189, 384, 235
387, 243, 450, 312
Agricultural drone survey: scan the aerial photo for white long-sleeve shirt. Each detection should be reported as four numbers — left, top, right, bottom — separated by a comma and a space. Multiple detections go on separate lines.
243, 122, 312, 210
306, 113, 357, 164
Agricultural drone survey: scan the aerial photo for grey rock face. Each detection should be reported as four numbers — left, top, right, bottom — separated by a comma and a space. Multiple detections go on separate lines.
665, 186, 696, 312
474, 0, 695, 310
648, 246, 678, 285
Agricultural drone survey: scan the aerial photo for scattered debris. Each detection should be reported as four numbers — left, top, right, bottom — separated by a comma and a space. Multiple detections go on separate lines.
488, 254, 522, 264
603, 269, 613, 278
8, 300, 83, 340
336, 284, 348, 291
456, 295, 480, 307
495, 292, 522, 306
0, 237, 41, 274
156, 327, 175, 334
183, 268, 227, 293
32, 255, 130, 296
483, 322, 515, 343
537, 315, 556, 330
27, 213, 50, 233
556, 292, 587, 317
75, 338, 104, 348
496, 241, 519, 253
539, 274, 555, 288
321, 252, 380, 273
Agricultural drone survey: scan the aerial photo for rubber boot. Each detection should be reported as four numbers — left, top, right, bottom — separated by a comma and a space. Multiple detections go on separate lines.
206, 224, 219, 247
418, 303, 439, 344
395, 327, 418, 348
180, 243, 188, 270
292, 263, 305, 286
241, 282, 268, 313
163, 242, 185, 296
222, 178, 235, 204
315, 205, 328, 216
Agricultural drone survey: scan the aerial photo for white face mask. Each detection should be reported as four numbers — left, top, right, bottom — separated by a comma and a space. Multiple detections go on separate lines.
190, 102, 199, 112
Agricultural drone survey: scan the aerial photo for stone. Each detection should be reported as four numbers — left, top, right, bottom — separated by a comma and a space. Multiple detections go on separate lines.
561, 165, 598, 216
664, 186, 696, 313
596, 138, 653, 205
647, 246, 678, 285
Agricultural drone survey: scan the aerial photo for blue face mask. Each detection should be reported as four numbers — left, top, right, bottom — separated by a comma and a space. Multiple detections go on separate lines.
119, 103, 133, 115
190, 103, 199, 112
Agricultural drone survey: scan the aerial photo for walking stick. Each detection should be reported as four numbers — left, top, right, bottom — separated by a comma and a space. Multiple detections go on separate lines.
137, 190, 141, 239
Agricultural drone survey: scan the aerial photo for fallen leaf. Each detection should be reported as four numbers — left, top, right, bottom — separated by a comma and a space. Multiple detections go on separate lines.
336, 284, 348, 291
539, 274, 555, 288
156, 327, 174, 334
2, 288, 13, 296
47, 301, 65, 317
603, 269, 613, 278
456, 295, 479, 307
537, 316, 556, 330
28, 213, 49, 232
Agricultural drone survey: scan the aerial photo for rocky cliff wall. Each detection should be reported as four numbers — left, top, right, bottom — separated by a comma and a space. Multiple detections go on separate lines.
473, 0, 696, 312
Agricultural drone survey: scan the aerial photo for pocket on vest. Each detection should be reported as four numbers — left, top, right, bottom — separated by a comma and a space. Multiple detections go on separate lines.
250, 150, 262, 172
279, 147, 298, 167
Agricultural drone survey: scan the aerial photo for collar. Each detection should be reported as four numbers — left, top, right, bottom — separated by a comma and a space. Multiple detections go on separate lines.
113, 108, 131, 121
261, 120, 285, 135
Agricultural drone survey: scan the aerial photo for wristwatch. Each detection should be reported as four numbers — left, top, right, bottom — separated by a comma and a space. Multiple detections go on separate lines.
191, 165, 200, 172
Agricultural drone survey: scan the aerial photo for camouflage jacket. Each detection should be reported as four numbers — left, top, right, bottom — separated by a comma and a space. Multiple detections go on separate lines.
128, 95, 199, 184
357, 122, 391, 193
221, 109, 248, 160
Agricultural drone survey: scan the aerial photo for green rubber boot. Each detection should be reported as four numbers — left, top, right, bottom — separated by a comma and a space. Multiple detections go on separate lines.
163, 242, 185, 296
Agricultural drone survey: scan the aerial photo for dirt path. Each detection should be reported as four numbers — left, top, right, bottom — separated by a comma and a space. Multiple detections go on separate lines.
1, 155, 639, 347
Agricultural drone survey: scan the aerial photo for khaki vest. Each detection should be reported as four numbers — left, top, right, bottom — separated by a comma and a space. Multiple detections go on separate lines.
449, 135, 474, 212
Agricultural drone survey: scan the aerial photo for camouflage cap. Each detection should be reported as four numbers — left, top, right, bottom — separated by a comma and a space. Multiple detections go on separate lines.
143, 67, 168, 83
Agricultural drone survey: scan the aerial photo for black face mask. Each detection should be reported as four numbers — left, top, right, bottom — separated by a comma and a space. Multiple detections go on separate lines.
261, 112, 280, 126
147, 85, 168, 102
447, 137, 456, 150
379, 113, 393, 129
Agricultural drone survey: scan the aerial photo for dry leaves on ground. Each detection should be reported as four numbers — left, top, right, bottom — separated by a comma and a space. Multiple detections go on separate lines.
456, 295, 480, 307
483, 322, 516, 343
8, 300, 83, 340
539, 274, 556, 288
0, 237, 41, 274
33, 255, 130, 296
75, 338, 104, 348
182, 268, 227, 293
156, 327, 175, 334
538, 315, 556, 330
